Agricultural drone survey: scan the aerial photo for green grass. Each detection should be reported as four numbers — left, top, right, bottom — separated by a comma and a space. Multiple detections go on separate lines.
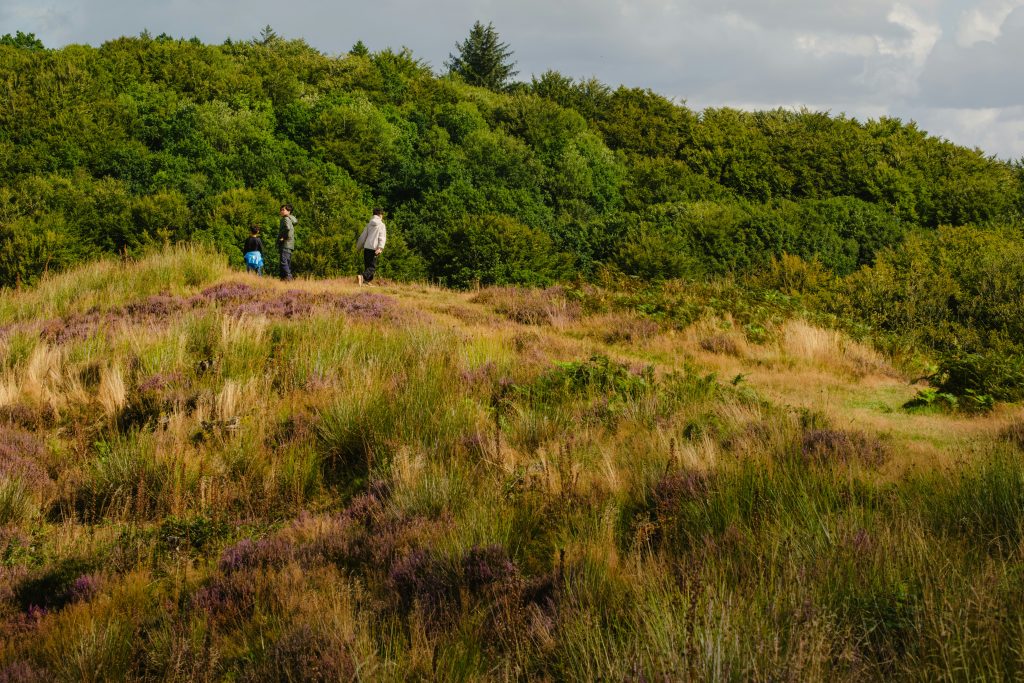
3, 250, 1024, 681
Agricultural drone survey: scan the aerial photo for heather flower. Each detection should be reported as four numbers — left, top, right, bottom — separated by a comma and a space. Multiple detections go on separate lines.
261, 623, 356, 682
0, 425, 45, 462
218, 535, 295, 573
39, 310, 106, 344
192, 571, 258, 621
195, 282, 259, 303
0, 404, 55, 431
0, 661, 48, 683
801, 429, 888, 467
459, 360, 497, 388
472, 286, 582, 325
388, 547, 460, 627
67, 573, 102, 602
0, 427, 54, 501
137, 371, 186, 395
124, 294, 185, 320
461, 544, 518, 594
653, 470, 714, 520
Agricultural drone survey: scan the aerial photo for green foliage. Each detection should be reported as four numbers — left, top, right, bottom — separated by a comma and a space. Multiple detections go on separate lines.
431, 213, 568, 288
445, 21, 518, 91
0, 31, 45, 50
931, 352, 1024, 404
0, 29, 1021, 343
838, 225, 1024, 401
532, 354, 655, 403
902, 387, 961, 413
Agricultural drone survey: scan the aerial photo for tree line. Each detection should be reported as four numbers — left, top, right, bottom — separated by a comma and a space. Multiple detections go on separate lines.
1, 25, 1021, 290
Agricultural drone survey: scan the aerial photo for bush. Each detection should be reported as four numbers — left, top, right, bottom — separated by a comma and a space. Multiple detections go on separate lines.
931, 351, 1024, 404
430, 213, 571, 288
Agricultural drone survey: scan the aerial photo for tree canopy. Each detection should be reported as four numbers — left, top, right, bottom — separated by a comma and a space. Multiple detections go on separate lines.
0, 31, 1020, 291
445, 21, 519, 91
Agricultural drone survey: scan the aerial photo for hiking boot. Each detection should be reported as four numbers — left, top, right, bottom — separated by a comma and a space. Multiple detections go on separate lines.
357, 274, 363, 286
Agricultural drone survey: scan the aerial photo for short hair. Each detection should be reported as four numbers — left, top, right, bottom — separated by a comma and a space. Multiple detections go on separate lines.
249, 224, 260, 234
281, 203, 293, 212
373, 208, 383, 216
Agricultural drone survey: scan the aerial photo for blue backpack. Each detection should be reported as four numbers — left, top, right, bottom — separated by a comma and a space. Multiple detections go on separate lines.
244, 251, 263, 268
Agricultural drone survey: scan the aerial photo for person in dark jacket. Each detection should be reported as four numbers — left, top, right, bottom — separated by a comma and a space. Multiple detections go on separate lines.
277, 204, 297, 280
243, 224, 264, 275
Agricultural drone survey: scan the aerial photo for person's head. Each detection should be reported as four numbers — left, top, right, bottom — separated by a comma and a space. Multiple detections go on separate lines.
249, 224, 260, 236
280, 204, 293, 216
373, 208, 383, 217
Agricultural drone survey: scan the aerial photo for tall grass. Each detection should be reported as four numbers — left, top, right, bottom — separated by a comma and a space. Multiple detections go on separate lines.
0, 244, 228, 323
4, 255, 1024, 681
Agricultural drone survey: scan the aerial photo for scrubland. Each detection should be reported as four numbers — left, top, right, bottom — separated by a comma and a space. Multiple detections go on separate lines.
2, 247, 1023, 681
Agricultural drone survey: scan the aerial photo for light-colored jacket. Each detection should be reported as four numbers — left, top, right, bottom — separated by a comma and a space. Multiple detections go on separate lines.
356, 215, 386, 251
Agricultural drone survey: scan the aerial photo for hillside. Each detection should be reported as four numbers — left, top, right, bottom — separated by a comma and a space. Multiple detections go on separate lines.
2, 33, 1022, 292
2, 249, 1024, 680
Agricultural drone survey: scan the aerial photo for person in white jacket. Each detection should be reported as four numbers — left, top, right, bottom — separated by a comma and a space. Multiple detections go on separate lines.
356, 208, 386, 285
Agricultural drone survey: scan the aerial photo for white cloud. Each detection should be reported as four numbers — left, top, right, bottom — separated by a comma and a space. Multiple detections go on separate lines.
918, 5, 1024, 108
795, 33, 877, 58
912, 106, 1024, 158
0, 2, 79, 44
956, 0, 1024, 45
880, 3, 941, 65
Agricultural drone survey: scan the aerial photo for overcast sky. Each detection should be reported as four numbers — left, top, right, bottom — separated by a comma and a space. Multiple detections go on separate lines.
3, 0, 1023, 160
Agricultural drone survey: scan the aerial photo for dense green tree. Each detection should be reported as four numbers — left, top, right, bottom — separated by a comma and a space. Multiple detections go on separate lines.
431, 213, 566, 287
445, 21, 518, 91
0, 31, 44, 50
0, 33, 1019, 292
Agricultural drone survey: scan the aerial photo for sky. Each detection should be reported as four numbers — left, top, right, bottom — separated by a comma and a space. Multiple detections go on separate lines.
2, 0, 1023, 160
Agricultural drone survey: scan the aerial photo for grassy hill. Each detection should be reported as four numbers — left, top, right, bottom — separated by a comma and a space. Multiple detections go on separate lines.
2, 248, 1024, 680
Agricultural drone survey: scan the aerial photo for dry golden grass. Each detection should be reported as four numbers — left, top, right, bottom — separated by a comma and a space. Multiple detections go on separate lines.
8, 251, 1024, 681
97, 364, 127, 417
778, 319, 896, 379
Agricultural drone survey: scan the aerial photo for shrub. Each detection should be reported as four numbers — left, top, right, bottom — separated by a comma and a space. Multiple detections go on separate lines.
930, 351, 1024, 404
388, 547, 461, 631
800, 429, 889, 468
431, 214, 570, 288
530, 354, 654, 403
251, 623, 356, 683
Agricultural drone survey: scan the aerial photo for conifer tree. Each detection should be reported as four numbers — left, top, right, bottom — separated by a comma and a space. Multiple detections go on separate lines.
445, 21, 518, 91
257, 25, 278, 46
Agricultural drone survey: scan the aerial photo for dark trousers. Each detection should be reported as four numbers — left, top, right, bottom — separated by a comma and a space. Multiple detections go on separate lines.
362, 249, 379, 283
279, 249, 293, 280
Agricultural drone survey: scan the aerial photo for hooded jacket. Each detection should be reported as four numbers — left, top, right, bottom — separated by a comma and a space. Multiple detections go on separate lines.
356, 215, 386, 251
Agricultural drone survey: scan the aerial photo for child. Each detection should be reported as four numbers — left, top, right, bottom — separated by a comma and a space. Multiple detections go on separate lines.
243, 224, 265, 275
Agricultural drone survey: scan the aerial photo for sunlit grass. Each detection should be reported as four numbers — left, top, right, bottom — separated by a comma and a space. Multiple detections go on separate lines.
3, 251, 1024, 680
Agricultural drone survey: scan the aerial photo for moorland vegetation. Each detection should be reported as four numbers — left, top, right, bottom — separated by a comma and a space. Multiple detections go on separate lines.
1, 27, 1024, 680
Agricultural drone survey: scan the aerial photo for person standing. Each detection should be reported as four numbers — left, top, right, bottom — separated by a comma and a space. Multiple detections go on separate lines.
356, 208, 386, 285
242, 224, 265, 275
277, 204, 297, 280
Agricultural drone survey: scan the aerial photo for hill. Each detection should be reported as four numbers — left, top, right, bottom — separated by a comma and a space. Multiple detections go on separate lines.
2, 33, 1022, 291
2, 249, 1024, 679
